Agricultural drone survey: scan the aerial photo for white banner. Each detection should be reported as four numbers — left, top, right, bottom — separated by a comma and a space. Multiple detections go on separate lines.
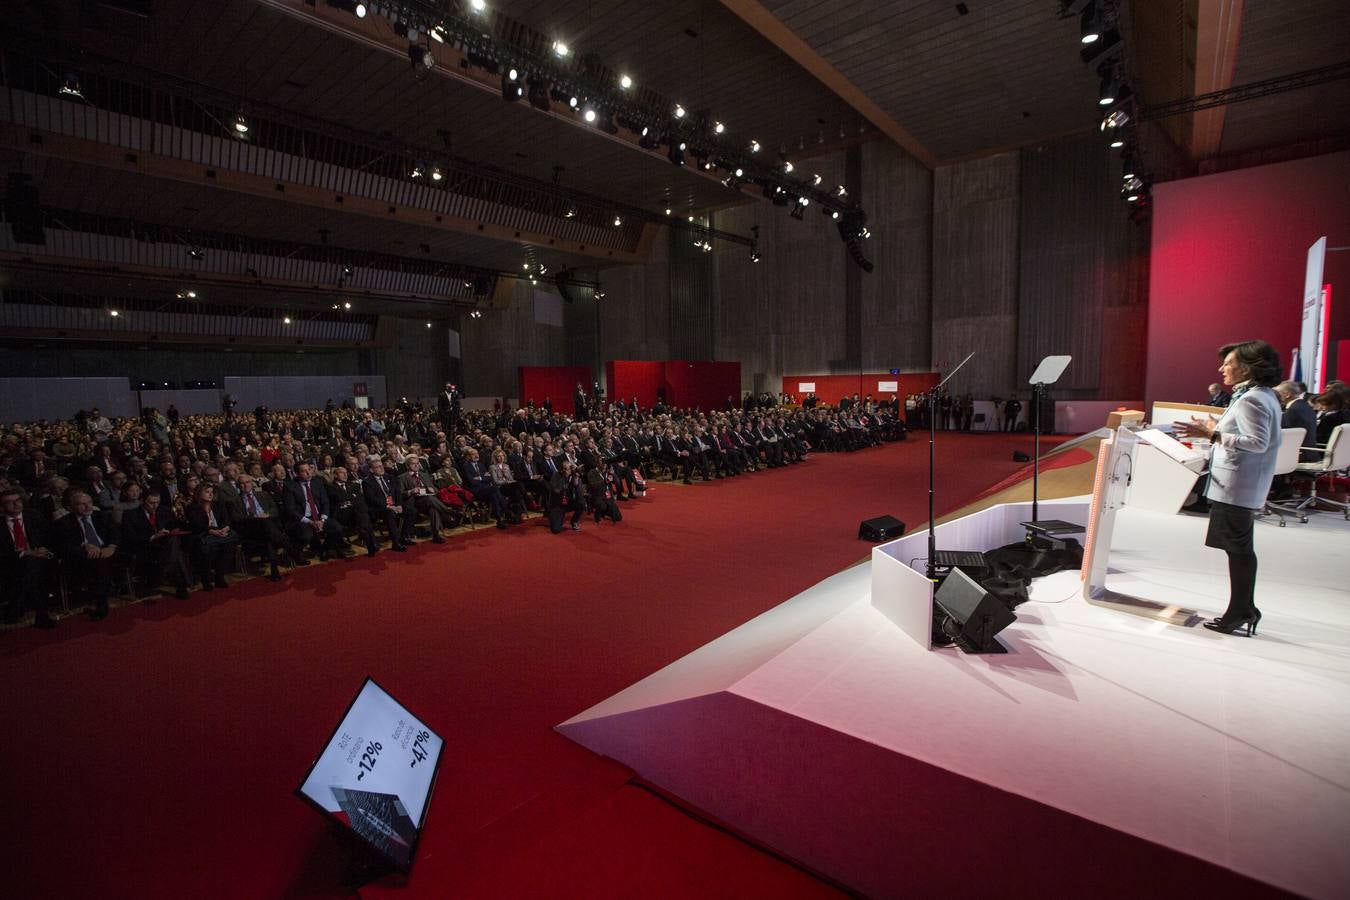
1300, 237, 1327, 392
298, 679, 443, 872
797, 382, 816, 392
878, 380, 899, 393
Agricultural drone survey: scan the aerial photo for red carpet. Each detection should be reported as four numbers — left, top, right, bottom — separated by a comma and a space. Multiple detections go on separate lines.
3, 432, 1256, 900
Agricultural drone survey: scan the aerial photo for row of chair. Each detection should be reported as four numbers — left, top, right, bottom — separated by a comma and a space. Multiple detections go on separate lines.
1261, 424, 1350, 526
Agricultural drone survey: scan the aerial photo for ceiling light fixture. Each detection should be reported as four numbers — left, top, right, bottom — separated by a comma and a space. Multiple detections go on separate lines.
60, 72, 83, 98
1080, 1, 1104, 44
232, 112, 250, 134
713, 121, 725, 134
674, 104, 686, 118
750, 140, 760, 153
619, 74, 633, 89
553, 40, 570, 58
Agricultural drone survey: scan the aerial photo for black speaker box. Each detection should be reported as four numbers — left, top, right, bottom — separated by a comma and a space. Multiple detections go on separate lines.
858, 515, 905, 542
1012, 450, 1031, 462
935, 568, 1016, 654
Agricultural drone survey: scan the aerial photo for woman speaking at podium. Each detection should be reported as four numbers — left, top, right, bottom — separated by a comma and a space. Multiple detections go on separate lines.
1175, 340, 1282, 637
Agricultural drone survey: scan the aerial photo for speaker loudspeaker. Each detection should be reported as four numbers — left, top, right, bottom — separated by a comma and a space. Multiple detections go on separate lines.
935, 568, 1016, 654
858, 515, 905, 542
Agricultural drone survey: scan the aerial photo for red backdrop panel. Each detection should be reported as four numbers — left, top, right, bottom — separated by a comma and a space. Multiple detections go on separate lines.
518, 366, 592, 409
780, 373, 940, 408
608, 360, 666, 408
664, 360, 742, 412
1146, 151, 1350, 407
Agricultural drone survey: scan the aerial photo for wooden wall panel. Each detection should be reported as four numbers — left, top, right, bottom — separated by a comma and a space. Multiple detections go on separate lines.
714, 151, 849, 393
860, 139, 933, 374
932, 151, 1020, 397
460, 279, 566, 398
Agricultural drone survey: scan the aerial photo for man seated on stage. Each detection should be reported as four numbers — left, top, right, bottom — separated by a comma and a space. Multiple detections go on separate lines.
282, 462, 349, 561
1275, 380, 1318, 463
234, 474, 307, 578
1, 488, 58, 628
1206, 382, 1231, 407
399, 455, 452, 543
56, 490, 124, 621
362, 459, 409, 551
119, 492, 191, 599
328, 466, 379, 557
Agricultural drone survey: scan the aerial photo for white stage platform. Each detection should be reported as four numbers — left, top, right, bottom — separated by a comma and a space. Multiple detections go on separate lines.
558, 503, 1350, 898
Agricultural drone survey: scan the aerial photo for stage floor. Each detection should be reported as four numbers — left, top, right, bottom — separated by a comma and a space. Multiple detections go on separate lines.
560, 504, 1350, 898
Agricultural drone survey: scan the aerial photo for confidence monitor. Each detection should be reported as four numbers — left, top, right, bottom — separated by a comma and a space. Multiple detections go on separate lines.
297, 678, 444, 874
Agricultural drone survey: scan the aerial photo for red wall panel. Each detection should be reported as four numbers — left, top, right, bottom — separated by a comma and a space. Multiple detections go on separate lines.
1146, 151, 1350, 406
608, 361, 666, 408
780, 373, 940, 409
518, 366, 592, 410
664, 360, 741, 412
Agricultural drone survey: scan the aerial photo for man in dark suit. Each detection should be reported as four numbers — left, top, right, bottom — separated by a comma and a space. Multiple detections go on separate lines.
1, 488, 57, 628
329, 466, 379, 556
282, 463, 349, 561
460, 448, 507, 529
362, 459, 409, 551
234, 474, 308, 578
1205, 383, 1231, 408
56, 490, 124, 620
546, 460, 586, 533
437, 382, 461, 435
1275, 380, 1318, 462
398, 456, 452, 543
119, 492, 191, 599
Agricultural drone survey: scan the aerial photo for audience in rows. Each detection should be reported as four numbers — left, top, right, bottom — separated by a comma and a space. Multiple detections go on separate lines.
1, 394, 907, 628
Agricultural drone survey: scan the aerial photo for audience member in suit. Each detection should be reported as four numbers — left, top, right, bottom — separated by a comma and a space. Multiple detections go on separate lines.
1176, 340, 1283, 637
399, 456, 451, 543
460, 448, 508, 529
282, 463, 349, 561
546, 460, 586, 533
329, 467, 379, 556
12, 450, 52, 490
512, 447, 549, 510
1274, 381, 1318, 463
362, 459, 408, 551
1206, 383, 1231, 408
56, 490, 124, 620
119, 492, 191, 599
1312, 389, 1349, 445
1, 488, 57, 628
234, 474, 307, 576
185, 483, 240, 591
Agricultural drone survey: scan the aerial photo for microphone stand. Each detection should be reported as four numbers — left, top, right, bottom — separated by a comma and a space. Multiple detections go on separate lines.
926, 352, 976, 582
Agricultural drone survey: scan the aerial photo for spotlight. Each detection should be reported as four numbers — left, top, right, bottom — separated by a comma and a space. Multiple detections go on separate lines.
470, 0, 485, 11
563, 200, 578, 218
613, 215, 622, 227
836, 185, 847, 197
782, 160, 793, 173
508, 67, 519, 82
583, 107, 597, 123
750, 246, 761, 263
1123, 174, 1144, 192
232, 112, 250, 134
430, 165, 444, 181
59, 72, 83, 98
343, 301, 352, 310
668, 142, 685, 166
409, 43, 434, 72
188, 247, 204, 260
1098, 63, 1123, 107
812, 174, 822, 185
750, 140, 760, 153
502, 73, 523, 101
1080, 1, 1104, 44
109, 309, 120, 317
639, 126, 660, 149
332, 304, 340, 310
1100, 106, 1130, 131
283, 316, 292, 324
713, 121, 725, 134
674, 104, 686, 118
176, 289, 198, 300
410, 163, 425, 179
664, 207, 672, 215
798, 196, 810, 207
1110, 137, 1124, 148
620, 74, 633, 89
569, 95, 579, 108
343, 264, 354, 277
426, 322, 433, 328
830, 210, 840, 220
553, 40, 570, 58
523, 263, 531, 270
429, 25, 444, 42
355, 3, 366, 17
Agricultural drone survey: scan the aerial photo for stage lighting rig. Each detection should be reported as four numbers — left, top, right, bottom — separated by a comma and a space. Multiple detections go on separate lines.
409, 42, 434, 72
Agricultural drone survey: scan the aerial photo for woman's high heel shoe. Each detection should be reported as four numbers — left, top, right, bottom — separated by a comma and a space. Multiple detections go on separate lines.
1204, 610, 1261, 636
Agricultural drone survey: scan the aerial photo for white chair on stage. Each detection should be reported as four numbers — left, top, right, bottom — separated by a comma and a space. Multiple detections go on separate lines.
1259, 427, 1306, 527
1268, 423, 1350, 522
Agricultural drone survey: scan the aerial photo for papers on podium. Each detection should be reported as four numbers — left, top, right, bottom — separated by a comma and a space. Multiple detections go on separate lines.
1136, 428, 1207, 473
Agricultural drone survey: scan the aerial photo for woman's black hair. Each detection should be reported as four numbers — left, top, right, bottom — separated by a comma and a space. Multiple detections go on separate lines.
1219, 340, 1282, 388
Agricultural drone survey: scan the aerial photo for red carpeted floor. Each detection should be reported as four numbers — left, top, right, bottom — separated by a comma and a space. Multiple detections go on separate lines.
1, 433, 1106, 899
